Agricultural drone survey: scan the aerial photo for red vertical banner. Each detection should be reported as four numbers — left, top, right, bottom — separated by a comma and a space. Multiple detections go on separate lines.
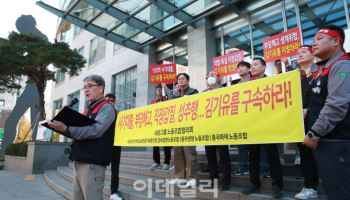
263, 27, 302, 62
212, 51, 244, 76
150, 63, 177, 84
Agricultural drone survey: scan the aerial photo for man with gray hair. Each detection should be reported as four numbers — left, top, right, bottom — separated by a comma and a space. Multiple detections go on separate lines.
48, 74, 117, 200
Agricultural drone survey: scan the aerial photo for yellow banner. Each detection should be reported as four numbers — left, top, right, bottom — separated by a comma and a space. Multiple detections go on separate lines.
114, 70, 304, 146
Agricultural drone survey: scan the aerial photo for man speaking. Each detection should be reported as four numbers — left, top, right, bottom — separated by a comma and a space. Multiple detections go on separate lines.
48, 74, 116, 200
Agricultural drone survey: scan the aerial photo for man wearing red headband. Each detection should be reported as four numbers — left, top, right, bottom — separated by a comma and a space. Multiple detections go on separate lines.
303, 25, 350, 199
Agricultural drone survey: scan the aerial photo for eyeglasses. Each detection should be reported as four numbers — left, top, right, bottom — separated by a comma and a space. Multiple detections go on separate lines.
81, 84, 100, 90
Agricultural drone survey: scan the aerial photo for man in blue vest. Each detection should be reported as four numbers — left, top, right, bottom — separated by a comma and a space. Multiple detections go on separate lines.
48, 75, 116, 200
303, 25, 350, 200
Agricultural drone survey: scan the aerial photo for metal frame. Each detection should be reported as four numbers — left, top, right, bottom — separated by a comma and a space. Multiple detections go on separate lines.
85, 0, 172, 42
343, 0, 350, 28
147, 0, 194, 26
218, 0, 236, 6
36, 1, 143, 52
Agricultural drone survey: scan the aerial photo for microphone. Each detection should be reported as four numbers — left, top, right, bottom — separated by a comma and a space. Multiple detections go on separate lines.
67, 98, 79, 108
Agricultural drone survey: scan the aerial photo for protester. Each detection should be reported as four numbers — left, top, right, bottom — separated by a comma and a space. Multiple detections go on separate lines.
203, 71, 231, 191
303, 25, 350, 200
48, 75, 116, 200
233, 61, 251, 176
163, 73, 199, 188
104, 93, 122, 200
292, 45, 320, 200
241, 58, 283, 199
150, 85, 172, 171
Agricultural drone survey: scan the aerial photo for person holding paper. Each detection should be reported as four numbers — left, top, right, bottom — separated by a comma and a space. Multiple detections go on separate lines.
162, 73, 199, 188
150, 85, 172, 171
48, 75, 116, 200
203, 71, 231, 191
241, 58, 283, 199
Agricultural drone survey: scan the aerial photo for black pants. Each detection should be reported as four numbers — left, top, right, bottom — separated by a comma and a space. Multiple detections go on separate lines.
297, 142, 319, 189
153, 147, 171, 164
110, 146, 121, 194
313, 141, 350, 200
205, 145, 231, 186
249, 144, 283, 188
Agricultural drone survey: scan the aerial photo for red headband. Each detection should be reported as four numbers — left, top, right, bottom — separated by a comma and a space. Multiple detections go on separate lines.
316, 29, 344, 43
298, 46, 313, 53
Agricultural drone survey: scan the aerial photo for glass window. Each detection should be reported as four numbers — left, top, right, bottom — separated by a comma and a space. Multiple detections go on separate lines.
73, 25, 81, 38
251, 12, 284, 58
286, 7, 297, 29
113, 44, 123, 55
52, 98, 63, 116
67, 90, 80, 111
299, 0, 347, 45
113, 67, 137, 111
92, 13, 119, 30
89, 37, 106, 65
113, 23, 139, 39
184, 0, 218, 16
71, 1, 98, 21
55, 69, 65, 83
218, 25, 252, 59
0, 99, 4, 109
130, 32, 153, 43
112, 0, 149, 15
77, 46, 84, 57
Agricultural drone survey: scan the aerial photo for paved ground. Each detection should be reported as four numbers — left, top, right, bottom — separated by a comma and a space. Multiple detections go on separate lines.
0, 170, 64, 200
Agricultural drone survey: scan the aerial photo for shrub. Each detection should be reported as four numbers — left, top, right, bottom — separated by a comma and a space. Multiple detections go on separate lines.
5, 142, 28, 157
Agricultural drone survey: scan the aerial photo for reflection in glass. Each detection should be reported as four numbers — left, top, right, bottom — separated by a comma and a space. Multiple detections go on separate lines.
114, 67, 137, 111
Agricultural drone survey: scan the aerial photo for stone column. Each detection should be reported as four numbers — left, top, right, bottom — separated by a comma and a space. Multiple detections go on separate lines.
187, 18, 216, 92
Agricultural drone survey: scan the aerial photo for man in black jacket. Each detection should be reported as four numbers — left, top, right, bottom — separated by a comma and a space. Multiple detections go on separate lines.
303, 25, 350, 200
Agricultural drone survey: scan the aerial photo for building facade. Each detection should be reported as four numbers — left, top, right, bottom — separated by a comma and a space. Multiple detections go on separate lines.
40, 0, 350, 139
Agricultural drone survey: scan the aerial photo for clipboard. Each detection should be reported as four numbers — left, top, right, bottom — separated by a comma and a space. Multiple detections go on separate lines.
40, 106, 96, 132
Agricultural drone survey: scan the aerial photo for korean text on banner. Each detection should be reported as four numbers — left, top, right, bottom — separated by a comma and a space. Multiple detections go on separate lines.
115, 70, 304, 146
212, 51, 244, 76
263, 27, 302, 62
150, 63, 177, 84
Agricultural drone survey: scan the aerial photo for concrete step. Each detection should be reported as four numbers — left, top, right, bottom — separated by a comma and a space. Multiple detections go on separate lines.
120, 151, 298, 164
115, 171, 326, 200
65, 162, 322, 194
117, 164, 324, 194
46, 169, 186, 200
59, 164, 326, 200
118, 157, 303, 177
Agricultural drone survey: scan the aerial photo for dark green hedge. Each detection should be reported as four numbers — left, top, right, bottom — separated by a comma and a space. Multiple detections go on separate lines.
5, 142, 28, 157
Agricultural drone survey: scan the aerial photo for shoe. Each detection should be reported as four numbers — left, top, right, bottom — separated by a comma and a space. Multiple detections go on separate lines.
272, 186, 283, 199
234, 169, 249, 176
168, 178, 187, 185
186, 179, 197, 188
241, 184, 261, 195
294, 155, 301, 165
294, 188, 318, 199
110, 193, 122, 200
150, 163, 161, 171
263, 171, 271, 178
169, 165, 175, 171
163, 164, 170, 170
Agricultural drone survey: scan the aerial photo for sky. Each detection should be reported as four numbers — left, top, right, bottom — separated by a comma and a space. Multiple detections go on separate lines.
0, 0, 58, 41
0, 1, 60, 110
